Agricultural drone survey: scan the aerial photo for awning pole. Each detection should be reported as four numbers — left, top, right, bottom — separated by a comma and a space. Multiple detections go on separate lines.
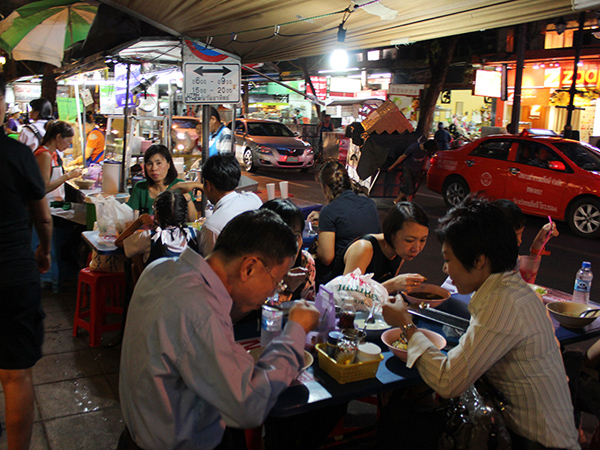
74, 77, 86, 168
242, 65, 324, 106
121, 63, 131, 193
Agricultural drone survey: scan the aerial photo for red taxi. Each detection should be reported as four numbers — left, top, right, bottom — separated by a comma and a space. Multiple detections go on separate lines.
427, 131, 600, 238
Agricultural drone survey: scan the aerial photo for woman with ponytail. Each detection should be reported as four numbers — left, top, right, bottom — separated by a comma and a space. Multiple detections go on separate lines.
308, 160, 380, 285
34, 120, 81, 201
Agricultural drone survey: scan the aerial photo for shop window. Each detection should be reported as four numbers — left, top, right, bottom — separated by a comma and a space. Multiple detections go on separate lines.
545, 30, 574, 49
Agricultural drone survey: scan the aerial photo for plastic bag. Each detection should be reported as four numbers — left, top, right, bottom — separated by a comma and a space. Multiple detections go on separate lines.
92, 194, 135, 242
440, 379, 511, 450
324, 268, 389, 313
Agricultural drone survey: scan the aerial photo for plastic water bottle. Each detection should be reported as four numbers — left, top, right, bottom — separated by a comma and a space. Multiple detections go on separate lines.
573, 261, 593, 304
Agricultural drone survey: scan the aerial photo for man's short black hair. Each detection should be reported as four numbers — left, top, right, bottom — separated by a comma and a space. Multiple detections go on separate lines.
202, 154, 240, 191
210, 107, 220, 123
29, 98, 53, 120
423, 139, 438, 153
214, 209, 298, 266
492, 199, 526, 231
261, 199, 305, 234
437, 196, 518, 273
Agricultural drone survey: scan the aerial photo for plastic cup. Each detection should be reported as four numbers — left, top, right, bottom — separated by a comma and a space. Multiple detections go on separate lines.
266, 183, 276, 200
519, 255, 541, 284
279, 181, 289, 199
260, 303, 283, 347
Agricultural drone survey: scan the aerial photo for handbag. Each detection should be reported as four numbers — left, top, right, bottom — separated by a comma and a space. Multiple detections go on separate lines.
439, 377, 512, 450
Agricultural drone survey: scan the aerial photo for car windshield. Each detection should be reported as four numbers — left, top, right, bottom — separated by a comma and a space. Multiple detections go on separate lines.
246, 122, 295, 137
553, 142, 600, 171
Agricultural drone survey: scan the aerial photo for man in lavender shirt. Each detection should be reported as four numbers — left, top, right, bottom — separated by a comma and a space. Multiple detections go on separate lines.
118, 209, 320, 450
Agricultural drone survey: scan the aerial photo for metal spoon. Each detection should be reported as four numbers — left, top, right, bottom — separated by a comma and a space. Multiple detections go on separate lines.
579, 308, 600, 318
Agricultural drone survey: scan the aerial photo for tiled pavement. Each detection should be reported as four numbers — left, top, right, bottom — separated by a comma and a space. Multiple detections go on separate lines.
0, 281, 124, 450
1, 281, 598, 450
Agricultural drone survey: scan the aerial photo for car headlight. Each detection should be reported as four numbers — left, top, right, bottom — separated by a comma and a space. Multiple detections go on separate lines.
257, 145, 272, 155
305, 147, 313, 154
177, 132, 186, 140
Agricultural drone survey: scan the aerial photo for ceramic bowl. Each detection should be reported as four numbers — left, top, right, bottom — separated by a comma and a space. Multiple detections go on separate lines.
73, 178, 95, 189
381, 327, 446, 362
546, 301, 598, 329
403, 284, 451, 308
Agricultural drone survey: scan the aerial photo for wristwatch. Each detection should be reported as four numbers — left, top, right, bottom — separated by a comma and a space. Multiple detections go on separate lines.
402, 323, 417, 334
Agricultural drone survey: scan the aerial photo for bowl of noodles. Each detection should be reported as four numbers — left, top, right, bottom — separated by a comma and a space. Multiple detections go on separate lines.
381, 327, 447, 362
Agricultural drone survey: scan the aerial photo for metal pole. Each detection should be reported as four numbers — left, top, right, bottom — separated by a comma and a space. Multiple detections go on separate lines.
121, 63, 131, 193
202, 104, 210, 165
510, 23, 527, 134
565, 12, 586, 134
73, 78, 86, 168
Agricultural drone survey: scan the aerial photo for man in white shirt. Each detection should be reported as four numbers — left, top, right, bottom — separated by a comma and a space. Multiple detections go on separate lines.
200, 154, 262, 255
19, 98, 52, 151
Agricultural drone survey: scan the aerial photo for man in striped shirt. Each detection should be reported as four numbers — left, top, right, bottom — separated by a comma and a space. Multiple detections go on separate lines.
383, 197, 579, 449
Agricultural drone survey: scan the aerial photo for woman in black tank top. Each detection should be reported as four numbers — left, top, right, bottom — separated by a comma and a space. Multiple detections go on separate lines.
341, 202, 429, 295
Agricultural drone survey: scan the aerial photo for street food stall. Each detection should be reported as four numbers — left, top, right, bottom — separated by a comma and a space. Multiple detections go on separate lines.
323, 97, 385, 163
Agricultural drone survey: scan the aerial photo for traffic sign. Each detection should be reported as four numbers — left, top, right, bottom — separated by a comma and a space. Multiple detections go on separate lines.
183, 62, 241, 104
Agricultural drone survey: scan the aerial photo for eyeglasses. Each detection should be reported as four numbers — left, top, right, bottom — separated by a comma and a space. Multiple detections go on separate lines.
257, 258, 288, 294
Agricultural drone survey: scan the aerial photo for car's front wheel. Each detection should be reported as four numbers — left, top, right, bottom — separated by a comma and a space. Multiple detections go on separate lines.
442, 177, 469, 208
243, 148, 257, 172
567, 197, 600, 239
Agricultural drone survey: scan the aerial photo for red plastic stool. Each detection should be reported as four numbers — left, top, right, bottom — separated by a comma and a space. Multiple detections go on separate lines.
73, 268, 125, 347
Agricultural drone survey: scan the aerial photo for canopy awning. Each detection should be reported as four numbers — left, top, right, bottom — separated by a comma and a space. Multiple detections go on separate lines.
99, 0, 600, 63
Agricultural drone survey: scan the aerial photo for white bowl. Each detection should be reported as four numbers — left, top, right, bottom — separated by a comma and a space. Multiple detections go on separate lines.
546, 301, 598, 329
381, 327, 447, 362
403, 284, 451, 308
248, 347, 313, 372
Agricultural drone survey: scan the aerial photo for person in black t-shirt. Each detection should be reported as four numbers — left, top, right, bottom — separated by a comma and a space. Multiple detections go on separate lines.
0, 75, 53, 449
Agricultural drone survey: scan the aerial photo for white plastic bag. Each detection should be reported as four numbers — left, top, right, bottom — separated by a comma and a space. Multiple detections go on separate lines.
324, 268, 389, 313
92, 194, 135, 242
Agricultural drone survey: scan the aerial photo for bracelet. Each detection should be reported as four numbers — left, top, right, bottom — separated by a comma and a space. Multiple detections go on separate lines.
402, 323, 417, 334
530, 246, 550, 256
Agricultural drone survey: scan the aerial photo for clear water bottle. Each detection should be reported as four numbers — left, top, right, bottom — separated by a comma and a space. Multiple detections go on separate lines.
573, 261, 593, 304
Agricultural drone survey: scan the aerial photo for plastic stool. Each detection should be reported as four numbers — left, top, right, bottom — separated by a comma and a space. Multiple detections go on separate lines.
73, 268, 125, 347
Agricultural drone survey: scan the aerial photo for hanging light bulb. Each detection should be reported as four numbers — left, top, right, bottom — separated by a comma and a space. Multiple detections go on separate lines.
330, 24, 348, 69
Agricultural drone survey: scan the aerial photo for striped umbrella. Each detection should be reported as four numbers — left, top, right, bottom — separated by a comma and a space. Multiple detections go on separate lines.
0, 0, 97, 67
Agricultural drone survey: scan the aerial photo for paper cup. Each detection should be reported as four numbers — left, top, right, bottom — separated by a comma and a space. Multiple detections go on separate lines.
266, 183, 276, 200
279, 181, 289, 199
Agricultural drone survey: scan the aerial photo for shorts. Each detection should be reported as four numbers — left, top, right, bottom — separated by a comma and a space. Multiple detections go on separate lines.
0, 281, 45, 370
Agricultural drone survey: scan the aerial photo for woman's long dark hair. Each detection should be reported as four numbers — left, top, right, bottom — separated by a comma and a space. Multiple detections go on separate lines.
143, 144, 178, 186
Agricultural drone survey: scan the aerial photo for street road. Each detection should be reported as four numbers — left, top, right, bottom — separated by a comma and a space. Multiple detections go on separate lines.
244, 168, 600, 302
